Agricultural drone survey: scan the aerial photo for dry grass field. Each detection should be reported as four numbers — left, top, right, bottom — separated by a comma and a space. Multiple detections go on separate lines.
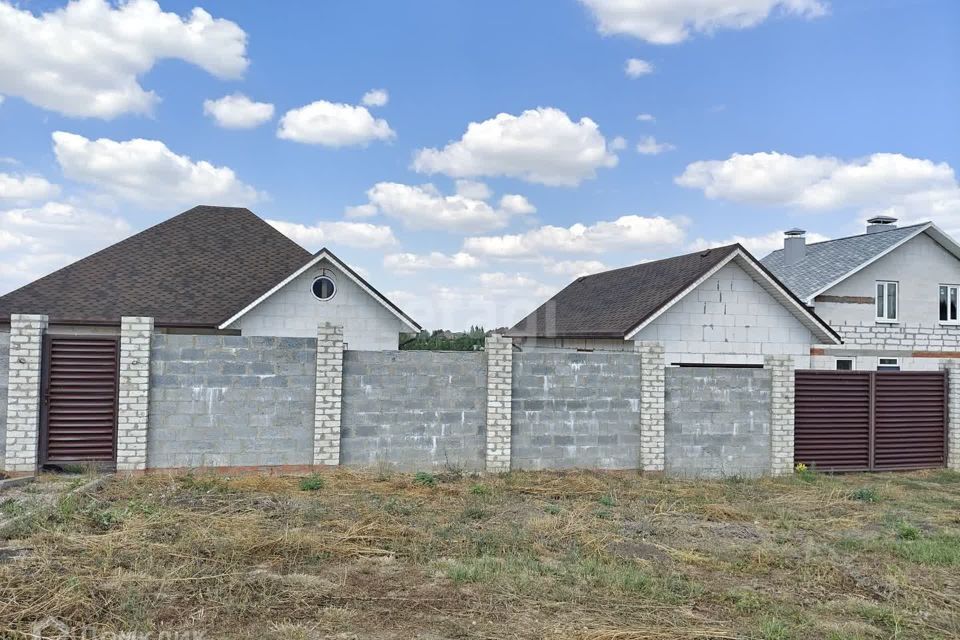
0, 467, 958, 639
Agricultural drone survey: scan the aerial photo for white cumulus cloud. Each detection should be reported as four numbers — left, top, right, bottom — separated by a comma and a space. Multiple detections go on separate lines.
580, 0, 828, 45
636, 136, 675, 155
383, 251, 480, 272
541, 258, 608, 278
455, 179, 492, 200
676, 151, 960, 230
267, 219, 397, 251
688, 230, 830, 257
625, 58, 654, 77
363, 182, 535, 233
412, 107, 619, 187
0, 173, 60, 202
277, 100, 395, 147
637, 113, 656, 122
0, 0, 248, 118
463, 215, 686, 258
361, 88, 389, 107
0, 201, 131, 294
52, 131, 260, 209
343, 203, 378, 219
203, 93, 274, 129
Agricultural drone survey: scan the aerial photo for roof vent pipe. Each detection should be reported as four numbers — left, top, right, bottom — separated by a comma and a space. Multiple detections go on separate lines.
784, 228, 806, 266
866, 215, 898, 234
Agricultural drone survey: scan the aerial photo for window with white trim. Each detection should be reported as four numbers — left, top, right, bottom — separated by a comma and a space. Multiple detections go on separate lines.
878, 357, 900, 371
939, 285, 959, 323
875, 281, 898, 322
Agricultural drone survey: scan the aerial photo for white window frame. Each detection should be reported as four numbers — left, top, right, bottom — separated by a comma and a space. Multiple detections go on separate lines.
311, 274, 337, 301
939, 284, 960, 324
835, 358, 855, 371
878, 357, 900, 371
875, 280, 899, 323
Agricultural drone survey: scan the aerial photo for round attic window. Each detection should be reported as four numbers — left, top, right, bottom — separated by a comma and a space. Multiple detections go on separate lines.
311, 275, 336, 301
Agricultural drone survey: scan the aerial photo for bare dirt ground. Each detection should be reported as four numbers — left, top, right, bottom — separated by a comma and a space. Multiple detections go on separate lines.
0, 468, 957, 639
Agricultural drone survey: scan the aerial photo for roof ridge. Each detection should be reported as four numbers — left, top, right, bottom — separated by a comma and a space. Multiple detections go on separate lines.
767, 222, 929, 255
580, 243, 740, 280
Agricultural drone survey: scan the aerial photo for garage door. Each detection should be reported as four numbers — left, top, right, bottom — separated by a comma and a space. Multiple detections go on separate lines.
795, 370, 946, 472
39, 336, 120, 466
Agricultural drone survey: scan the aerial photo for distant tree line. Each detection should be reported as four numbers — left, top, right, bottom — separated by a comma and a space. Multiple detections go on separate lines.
401, 326, 496, 351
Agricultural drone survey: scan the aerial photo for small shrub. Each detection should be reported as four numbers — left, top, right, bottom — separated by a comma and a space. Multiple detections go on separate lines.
598, 494, 616, 507
299, 474, 325, 492
849, 487, 880, 503
413, 472, 437, 487
895, 522, 920, 541
469, 483, 490, 496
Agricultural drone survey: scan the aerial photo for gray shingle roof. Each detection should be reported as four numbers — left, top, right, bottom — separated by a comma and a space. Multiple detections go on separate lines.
507, 245, 743, 338
761, 224, 928, 301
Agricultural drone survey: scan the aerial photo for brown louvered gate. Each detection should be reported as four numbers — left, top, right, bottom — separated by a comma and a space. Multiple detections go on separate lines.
40, 335, 119, 466
795, 370, 947, 472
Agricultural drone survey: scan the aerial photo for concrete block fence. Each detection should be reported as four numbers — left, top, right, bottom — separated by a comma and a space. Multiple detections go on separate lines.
2, 317, 811, 476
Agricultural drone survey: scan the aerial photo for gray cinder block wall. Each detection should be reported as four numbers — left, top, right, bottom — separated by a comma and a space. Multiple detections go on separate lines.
147, 334, 318, 469
340, 350, 486, 471
4, 314, 47, 473
665, 367, 772, 477
511, 351, 642, 470
0, 332, 9, 467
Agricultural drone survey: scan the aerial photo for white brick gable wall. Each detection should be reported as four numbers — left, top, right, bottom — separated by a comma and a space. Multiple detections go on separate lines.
229, 259, 407, 350
633, 261, 815, 367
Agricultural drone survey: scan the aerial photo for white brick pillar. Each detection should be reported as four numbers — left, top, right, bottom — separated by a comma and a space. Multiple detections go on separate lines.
4, 314, 47, 473
116, 316, 153, 472
485, 334, 513, 473
766, 355, 796, 476
313, 323, 344, 466
637, 341, 665, 472
941, 360, 960, 471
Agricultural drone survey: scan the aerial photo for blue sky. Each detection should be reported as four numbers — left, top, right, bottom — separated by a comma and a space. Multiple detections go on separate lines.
1, 0, 958, 329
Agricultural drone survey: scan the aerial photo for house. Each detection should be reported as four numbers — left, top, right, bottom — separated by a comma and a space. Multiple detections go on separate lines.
0, 205, 420, 350
507, 243, 841, 367
762, 216, 960, 371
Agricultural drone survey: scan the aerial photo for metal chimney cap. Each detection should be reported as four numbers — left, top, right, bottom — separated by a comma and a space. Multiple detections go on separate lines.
866, 215, 897, 224
784, 228, 806, 236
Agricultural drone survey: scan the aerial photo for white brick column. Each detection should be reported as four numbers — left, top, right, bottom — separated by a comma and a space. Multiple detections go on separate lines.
4, 314, 47, 473
941, 360, 960, 471
116, 317, 153, 472
313, 323, 344, 466
637, 341, 665, 472
485, 334, 513, 473
766, 355, 796, 476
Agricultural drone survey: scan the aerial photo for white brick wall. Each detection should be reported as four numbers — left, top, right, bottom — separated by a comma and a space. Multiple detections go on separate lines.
942, 360, 960, 471
117, 317, 153, 471
314, 323, 344, 466
4, 314, 47, 472
633, 262, 815, 368
637, 341, 665, 471
766, 355, 795, 475
230, 259, 407, 350
485, 334, 513, 472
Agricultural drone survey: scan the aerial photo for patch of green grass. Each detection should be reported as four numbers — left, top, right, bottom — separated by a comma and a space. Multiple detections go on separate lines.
469, 483, 490, 496
848, 487, 880, 503
413, 472, 437, 487
299, 474, 325, 492
0, 498, 26, 517
892, 534, 960, 566
598, 494, 616, 507
179, 474, 232, 494
756, 615, 794, 640
895, 521, 920, 541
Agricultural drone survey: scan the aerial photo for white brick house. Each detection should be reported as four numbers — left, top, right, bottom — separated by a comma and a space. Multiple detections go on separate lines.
508, 244, 841, 367
762, 217, 960, 371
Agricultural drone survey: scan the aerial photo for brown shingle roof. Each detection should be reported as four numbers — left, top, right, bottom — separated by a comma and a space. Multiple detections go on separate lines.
0, 205, 313, 327
507, 244, 743, 338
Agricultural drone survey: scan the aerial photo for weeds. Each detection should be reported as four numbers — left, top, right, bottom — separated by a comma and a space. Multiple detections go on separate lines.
849, 487, 881, 503
413, 471, 437, 487
298, 473, 325, 492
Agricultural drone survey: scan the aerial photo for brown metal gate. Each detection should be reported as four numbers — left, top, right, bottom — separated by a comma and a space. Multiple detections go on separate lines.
40, 335, 119, 466
795, 370, 947, 472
